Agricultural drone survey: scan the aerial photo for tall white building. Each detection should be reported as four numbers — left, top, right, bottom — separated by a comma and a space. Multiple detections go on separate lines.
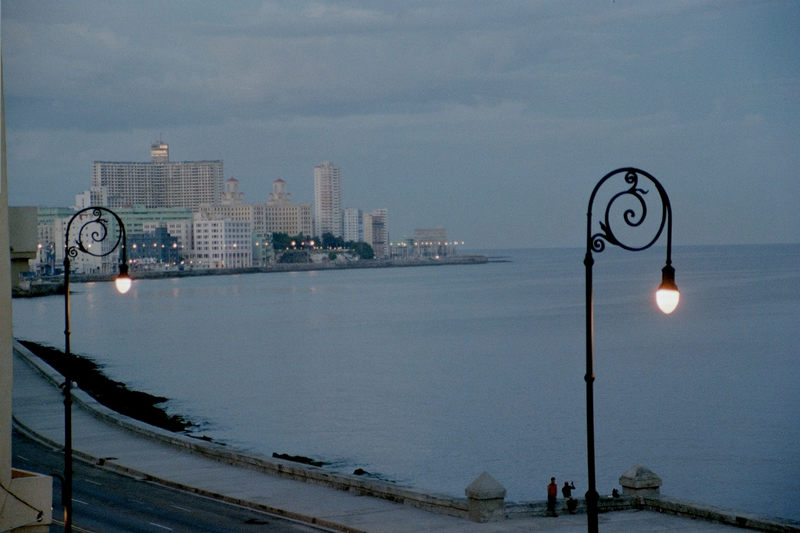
313, 161, 342, 238
92, 141, 224, 211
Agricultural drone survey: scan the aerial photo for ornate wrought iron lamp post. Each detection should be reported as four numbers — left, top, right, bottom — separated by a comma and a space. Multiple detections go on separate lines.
62, 207, 130, 532
584, 168, 679, 532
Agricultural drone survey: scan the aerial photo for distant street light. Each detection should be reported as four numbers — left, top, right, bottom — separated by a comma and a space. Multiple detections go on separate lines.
583, 168, 678, 532
62, 207, 131, 532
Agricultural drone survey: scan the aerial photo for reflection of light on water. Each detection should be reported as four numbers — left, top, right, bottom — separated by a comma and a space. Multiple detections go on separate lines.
11, 245, 800, 521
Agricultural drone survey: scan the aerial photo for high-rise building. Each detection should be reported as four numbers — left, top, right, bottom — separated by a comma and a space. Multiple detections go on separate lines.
313, 161, 342, 238
92, 141, 224, 211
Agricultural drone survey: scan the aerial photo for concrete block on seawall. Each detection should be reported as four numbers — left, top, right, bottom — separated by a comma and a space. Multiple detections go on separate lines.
465, 471, 506, 522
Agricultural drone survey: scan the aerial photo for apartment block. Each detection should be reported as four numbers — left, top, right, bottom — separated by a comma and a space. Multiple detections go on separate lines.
92, 141, 223, 211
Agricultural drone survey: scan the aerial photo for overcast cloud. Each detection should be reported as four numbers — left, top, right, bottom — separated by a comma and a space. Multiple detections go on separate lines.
2, 1, 799, 248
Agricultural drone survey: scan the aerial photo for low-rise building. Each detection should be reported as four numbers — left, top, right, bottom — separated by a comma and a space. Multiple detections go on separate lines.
191, 213, 253, 269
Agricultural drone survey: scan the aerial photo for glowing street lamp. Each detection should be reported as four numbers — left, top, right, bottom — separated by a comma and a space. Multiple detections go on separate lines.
583, 168, 678, 532
62, 207, 130, 531
656, 264, 680, 314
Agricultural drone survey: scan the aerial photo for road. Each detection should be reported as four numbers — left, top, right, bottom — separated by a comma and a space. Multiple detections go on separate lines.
11, 429, 334, 533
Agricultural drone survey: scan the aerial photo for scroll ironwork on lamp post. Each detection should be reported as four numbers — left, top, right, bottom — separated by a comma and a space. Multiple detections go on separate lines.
583, 168, 679, 533
62, 207, 131, 532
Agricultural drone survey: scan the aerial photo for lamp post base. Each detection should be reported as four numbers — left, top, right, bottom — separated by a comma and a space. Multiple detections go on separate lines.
586, 489, 599, 533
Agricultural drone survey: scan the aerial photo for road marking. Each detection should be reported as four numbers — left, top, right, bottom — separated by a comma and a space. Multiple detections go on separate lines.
51, 519, 97, 533
149, 522, 173, 531
170, 504, 192, 512
84, 478, 102, 486
73, 498, 89, 505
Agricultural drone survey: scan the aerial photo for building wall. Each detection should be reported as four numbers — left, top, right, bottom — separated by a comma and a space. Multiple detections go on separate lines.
1, 55, 53, 530
260, 203, 312, 237
191, 216, 253, 269
0, 57, 11, 499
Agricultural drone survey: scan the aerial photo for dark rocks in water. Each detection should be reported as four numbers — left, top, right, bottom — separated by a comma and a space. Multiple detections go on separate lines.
18, 340, 194, 433
272, 452, 325, 467
353, 468, 369, 476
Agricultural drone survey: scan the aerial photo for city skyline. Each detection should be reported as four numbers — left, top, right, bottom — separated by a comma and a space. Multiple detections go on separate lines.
84, 140, 390, 248
2, 1, 799, 249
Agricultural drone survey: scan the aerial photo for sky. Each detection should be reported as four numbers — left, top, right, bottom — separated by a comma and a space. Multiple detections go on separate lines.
2, 1, 799, 249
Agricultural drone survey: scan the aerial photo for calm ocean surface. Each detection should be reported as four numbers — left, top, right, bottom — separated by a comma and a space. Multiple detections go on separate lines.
12, 245, 800, 520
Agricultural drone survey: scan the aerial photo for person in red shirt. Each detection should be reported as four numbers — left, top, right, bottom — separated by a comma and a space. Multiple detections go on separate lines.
547, 477, 558, 516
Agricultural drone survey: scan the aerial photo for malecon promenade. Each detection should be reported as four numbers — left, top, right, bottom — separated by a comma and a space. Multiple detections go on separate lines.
12, 341, 799, 533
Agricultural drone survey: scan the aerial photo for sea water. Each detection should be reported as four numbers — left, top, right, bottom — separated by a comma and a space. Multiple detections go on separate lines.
12, 245, 800, 520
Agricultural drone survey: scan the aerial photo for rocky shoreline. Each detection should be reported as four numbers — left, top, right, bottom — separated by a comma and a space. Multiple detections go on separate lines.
18, 340, 194, 433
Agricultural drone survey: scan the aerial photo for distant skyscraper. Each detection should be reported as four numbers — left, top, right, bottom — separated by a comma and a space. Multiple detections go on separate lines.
92, 141, 223, 211
313, 161, 342, 238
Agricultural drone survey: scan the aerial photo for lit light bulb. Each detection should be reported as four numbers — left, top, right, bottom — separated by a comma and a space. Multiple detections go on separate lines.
656, 264, 679, 314
115, 263, 132, 294
656, 287, 679, 314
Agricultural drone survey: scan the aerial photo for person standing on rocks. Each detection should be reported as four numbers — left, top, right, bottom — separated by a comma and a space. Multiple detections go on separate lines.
562, 481, 577, 513
547, 477, 558, 516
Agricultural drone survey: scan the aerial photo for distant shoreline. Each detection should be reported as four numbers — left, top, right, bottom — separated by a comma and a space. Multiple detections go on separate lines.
13, 254, 491, 297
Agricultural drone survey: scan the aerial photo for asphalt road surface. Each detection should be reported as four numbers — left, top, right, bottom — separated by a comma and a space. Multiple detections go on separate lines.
11, 429, 334, 533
